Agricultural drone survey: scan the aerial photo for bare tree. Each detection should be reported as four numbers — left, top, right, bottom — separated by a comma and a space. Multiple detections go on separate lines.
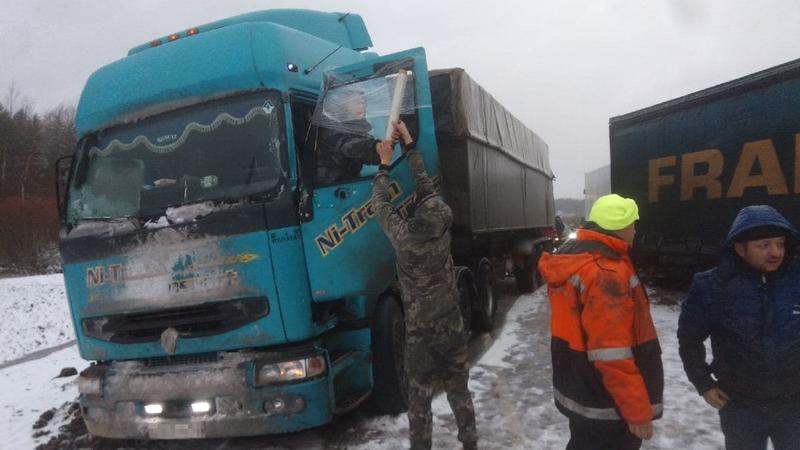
4, 81, 19, 116
0, 86, 75, 274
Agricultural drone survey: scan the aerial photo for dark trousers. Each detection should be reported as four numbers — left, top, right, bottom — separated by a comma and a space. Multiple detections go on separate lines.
566, 420, 641, 450
719, 398, 800, 450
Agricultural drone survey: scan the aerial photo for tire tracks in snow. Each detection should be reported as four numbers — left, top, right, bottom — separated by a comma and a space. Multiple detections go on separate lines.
0, 340, 76, 370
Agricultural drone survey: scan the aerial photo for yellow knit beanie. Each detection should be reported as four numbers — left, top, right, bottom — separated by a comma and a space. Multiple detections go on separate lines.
588, 194, 639, 231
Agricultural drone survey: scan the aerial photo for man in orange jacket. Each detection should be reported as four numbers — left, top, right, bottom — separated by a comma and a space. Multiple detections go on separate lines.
538, 194, 663, 450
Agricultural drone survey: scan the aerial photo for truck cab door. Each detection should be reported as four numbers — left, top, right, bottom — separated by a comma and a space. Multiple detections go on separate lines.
301, 48, 439, 301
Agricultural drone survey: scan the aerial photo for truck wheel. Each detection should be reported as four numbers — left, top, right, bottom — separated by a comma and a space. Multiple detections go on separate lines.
533, 245, 545, 287
515, 246, 545, 293
514, 255, 535, 293
367, 295, 408, 414
456, 267, 474, 334
473, 258, 496, 332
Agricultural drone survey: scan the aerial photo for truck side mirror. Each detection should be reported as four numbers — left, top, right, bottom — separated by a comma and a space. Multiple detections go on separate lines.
55, 155, 74, 223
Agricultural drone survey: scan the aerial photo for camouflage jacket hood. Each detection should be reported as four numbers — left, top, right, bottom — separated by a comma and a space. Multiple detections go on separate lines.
406, 196, 453, 241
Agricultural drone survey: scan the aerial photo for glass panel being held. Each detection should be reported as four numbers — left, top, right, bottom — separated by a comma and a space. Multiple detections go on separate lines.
311, 59, 427, 185
66, 91, 287, 224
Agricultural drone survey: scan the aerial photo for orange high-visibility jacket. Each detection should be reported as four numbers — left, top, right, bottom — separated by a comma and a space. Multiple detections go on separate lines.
538, 229, 663, 426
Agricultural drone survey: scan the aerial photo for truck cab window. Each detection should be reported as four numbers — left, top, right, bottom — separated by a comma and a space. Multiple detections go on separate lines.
312, 71, 415, 186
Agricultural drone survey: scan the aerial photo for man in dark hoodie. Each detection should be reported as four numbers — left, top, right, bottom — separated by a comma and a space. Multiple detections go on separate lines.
372, 121, 478, 450
315, 89, 382, 185
538, 194, 664, 450
678, 205, 800, 450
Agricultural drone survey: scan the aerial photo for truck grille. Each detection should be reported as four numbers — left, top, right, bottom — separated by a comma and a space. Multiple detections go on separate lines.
82, 297, 269, 344
143, 352, 220, 367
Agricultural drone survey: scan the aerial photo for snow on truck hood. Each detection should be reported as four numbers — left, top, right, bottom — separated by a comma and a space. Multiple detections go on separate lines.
67, 226, 265, 317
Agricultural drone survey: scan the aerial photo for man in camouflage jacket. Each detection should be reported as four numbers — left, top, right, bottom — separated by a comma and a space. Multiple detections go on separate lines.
372, 121, 478, 450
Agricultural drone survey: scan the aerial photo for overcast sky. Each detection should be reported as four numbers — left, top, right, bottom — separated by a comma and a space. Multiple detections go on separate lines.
3, 0, 800, 198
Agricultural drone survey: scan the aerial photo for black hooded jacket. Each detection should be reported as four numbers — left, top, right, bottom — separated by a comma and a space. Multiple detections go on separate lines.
678, 206, 800, 401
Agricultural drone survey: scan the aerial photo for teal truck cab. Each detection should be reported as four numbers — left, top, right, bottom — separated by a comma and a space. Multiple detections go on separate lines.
59, 9, 555, 439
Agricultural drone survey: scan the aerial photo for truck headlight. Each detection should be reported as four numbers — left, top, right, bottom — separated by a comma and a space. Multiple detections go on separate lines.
255, 355, 326, 385
568, 231, 577, 240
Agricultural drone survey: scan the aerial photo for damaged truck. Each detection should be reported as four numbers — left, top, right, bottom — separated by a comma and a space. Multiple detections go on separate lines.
58, 9, 555, 439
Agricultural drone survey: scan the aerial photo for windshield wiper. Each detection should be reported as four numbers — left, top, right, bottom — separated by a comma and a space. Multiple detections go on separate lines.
67, 216, 140, 239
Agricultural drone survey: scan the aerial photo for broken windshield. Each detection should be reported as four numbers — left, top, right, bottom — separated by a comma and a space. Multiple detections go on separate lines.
67, 91, 287, 224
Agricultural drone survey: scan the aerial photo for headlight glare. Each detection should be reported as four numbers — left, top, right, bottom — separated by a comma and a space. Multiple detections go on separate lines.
144, 403, 163, 415
191, 401, 211, 413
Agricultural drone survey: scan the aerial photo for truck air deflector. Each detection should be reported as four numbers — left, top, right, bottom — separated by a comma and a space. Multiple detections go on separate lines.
128, 10, 372, 56
77, 21, 370, 136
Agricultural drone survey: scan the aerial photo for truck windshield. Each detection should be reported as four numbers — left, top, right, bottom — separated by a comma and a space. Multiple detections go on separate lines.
66, 91, 287, 223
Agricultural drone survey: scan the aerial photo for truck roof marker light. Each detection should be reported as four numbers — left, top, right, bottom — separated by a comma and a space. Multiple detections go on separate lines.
149, 39, 162, 47
286, 63, 299, 73
186, 27, 199, 36
168, 33, 180, 42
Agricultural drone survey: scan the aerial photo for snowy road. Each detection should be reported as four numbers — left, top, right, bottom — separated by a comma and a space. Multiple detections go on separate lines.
1, 275, 728, 449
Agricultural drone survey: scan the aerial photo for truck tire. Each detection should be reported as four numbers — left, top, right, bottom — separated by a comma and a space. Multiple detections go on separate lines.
514, 245, 545, 293
473, 259, 496, 332
367, 295, 408, 414
456, 267, 475, 334
514, 254, 535, 293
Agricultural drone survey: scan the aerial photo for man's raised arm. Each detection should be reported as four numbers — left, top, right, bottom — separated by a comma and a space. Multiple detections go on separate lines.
394, 120, 434, 197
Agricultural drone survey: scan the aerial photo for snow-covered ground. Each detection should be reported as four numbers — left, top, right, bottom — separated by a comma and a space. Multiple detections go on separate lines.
0, 274, 730, 449
0, 274, 74, 364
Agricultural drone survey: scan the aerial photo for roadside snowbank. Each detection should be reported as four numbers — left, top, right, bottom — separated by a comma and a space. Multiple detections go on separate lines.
0, 273, 74, 364
0, 345, 83, 449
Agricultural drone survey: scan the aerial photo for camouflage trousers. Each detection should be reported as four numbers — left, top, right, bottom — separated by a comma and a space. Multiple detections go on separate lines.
405, 319, 478, 450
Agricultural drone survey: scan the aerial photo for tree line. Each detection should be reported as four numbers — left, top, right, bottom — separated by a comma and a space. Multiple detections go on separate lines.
0, 83, 77, 275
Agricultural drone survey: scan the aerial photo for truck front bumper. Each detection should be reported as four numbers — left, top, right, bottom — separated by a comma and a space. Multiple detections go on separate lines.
78, 351, 332, 439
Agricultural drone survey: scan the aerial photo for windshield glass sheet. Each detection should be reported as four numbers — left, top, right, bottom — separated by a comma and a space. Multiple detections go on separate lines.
311, 60, 426, 177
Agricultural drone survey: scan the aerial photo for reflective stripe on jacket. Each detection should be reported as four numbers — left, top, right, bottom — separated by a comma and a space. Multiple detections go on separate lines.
538, 229, 664, 426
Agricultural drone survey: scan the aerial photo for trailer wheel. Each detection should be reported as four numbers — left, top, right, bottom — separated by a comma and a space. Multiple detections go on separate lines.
456, 267, 475, 334
367, 295, 408, 414
514, 255, 535, 293
473, 258, 496, 332
535, 243, 551, 286
514, 246, 544, 293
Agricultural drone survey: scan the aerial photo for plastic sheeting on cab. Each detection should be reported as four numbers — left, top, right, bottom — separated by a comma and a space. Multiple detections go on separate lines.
429, 68, 555, 233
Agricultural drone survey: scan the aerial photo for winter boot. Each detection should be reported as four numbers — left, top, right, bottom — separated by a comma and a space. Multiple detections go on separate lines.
463, 442, 478, 450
